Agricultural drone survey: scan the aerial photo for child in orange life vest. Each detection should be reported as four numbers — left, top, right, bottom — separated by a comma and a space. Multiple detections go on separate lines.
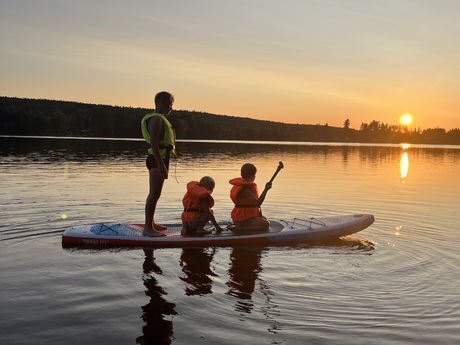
181, 176, 224, 236
229, 163, 272, 231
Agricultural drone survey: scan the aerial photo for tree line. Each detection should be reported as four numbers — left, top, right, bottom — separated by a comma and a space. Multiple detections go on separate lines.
1, 96, 459, 144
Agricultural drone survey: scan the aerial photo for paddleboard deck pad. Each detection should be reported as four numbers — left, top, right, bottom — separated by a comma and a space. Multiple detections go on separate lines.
62, 214, 374, 248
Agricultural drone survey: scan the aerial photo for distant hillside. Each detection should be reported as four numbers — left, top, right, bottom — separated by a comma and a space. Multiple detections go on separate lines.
0, 96, 348, 141
1, 96, 459, 144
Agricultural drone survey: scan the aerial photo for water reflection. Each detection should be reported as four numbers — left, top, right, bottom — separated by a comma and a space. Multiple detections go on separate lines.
2, 136, 459, 164
179, 248, 217, 296
137, 249, 177, 345
341, 146, 350, 168
400, 152, 409, 181
0, 136, 145, 160
226, 247, 263, 313
400, 144, 410, 182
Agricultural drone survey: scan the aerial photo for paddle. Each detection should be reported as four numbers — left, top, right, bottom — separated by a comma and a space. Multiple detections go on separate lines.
268, 161, 284, 185
255, 161, 283, 220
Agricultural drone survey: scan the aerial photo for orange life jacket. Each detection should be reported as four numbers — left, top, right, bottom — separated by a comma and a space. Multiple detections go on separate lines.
229, 177, 261, 221
181, 181, 214, 222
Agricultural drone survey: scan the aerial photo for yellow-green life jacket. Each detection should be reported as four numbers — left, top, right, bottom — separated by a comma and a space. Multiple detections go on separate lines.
141, 113, 176, 158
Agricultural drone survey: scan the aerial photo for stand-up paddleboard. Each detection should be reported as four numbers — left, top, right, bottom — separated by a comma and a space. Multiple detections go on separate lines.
62, 214, 374, 248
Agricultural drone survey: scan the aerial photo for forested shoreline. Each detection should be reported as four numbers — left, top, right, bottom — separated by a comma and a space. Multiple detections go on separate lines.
1, 96, 459, 144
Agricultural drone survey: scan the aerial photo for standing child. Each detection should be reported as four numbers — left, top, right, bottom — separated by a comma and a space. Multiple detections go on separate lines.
142, 91, 176, 237
181, 176, 224, 236
229, 163, 272, 231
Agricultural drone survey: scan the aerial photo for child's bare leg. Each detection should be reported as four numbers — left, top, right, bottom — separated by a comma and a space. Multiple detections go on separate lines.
143, 168, 166, 237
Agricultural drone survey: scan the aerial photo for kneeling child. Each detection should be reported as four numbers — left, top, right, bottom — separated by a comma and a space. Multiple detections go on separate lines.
181, 176, 224, 236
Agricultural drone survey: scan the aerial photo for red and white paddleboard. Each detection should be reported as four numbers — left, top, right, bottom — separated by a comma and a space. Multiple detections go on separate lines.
62, 214, 374, 248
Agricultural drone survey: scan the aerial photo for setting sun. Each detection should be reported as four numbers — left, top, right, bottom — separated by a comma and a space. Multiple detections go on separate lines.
400, 113, 413, 125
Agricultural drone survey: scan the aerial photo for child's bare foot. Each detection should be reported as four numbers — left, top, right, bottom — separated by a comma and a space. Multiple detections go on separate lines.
143, 227, 166, 237
196, 228, 212, 235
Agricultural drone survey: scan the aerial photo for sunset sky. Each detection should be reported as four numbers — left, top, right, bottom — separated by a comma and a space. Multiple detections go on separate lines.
1, 0, 459, 130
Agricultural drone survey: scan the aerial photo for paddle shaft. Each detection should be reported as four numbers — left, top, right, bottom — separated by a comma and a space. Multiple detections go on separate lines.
259, 162, 283, 218
268, 161, 284, 184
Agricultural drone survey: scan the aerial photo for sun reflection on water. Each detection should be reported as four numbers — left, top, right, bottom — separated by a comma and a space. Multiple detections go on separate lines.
401, 143, 411, 150
400, 144, 410, 182
400, 152, 409, 181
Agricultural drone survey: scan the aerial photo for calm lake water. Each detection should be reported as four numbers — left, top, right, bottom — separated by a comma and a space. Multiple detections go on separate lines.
1, 136, 459, 345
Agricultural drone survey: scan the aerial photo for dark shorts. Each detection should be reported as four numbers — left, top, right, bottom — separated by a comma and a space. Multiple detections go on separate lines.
233, 218, 258, 227
182, 213, 209, 234
233, 217, 268, 226
146, 155, 170, 171
184, 215, 208, 230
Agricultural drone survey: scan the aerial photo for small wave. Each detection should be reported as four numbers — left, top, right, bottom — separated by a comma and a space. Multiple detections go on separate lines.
0, 229, 64, 242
